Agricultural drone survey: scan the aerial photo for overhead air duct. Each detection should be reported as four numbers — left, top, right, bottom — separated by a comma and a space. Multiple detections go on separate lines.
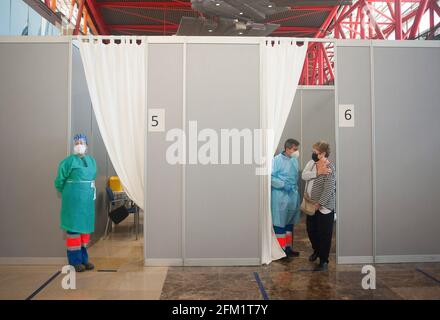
177, 0, 290, 36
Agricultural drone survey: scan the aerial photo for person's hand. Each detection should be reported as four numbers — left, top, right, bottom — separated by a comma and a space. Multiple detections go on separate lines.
317, 165, 332, 175
317, 159, 331, 175
315, 203, 321, 210
317, 158, 329, 166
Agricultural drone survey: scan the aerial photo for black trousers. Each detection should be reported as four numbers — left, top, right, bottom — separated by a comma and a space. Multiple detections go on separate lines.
306, 210, 334, 264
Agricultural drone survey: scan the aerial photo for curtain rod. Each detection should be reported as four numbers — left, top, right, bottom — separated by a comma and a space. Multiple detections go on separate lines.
72, 36, 336, 44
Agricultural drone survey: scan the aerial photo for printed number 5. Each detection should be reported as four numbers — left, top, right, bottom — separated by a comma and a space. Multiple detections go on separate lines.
148, 109, 165, 132
151, 115, 159, 127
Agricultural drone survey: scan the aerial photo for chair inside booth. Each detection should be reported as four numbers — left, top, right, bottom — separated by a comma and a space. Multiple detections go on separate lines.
105, 176, 140, 240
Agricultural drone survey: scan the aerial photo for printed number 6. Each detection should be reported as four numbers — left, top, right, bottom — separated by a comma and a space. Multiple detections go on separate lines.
345, 109, 352, 121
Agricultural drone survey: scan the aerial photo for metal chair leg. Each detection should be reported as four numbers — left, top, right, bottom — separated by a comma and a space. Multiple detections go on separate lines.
104, 216, 111, 238
104, 203, 113, 239
135, 208, 139, 240
133, 210, 136, 230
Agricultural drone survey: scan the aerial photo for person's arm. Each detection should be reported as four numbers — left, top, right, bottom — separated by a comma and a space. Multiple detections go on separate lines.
318, 164, 336, 207
302, 160, 317, 181
271, 157, 285, 189
91, 156, 97, 180
54, 158, 71, 193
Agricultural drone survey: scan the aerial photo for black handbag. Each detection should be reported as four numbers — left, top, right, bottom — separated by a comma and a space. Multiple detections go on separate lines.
109, 205, 129, 224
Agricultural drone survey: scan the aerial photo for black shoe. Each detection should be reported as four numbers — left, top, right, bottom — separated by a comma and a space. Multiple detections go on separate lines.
279, 255, 290, 261
286, 250, 300, 257
83, 262, 95, 271
313, 262, 329, 272
308, 252, 319, 262
73, 264, 86, 272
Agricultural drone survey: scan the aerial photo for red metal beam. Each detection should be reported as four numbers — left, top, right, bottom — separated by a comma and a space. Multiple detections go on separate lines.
277, 26, 320, 32
314, 6, 339, 38
328, 0, 435, 40
395, 0, 402, 39
97, 1, 194, 13
97, 1, 192, 8
109, 24, 320, 34
380, 4, 419, 37
386, 1, 395, 18
85, 0, 109, 35
408, 0, 430, 38
269, 10, 330, 24
367, 0, 423, 2
364, 1, 386, 39
109, 25, 179, 31
304, 54, 309, 85
318, 45, 324, 84
106, 7, 179, 26
432, 1, 440, 16
74, 0, 85, 36
429, 4, 434, 39
289, 6, 333, 11
368, 2, 394, 21
333, 1, 361, 26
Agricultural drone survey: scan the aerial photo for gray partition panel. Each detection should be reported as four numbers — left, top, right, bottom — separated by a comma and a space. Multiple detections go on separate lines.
277, 90, 302, 162
336, 46, 373, 263
277, 90, 302, 194
146, 44, 184, 262
301, 89, 336, 166
279, 88, 335, 196
278, 88, 335, 169
185, 44, 260, 264
0, 42, 69, 258
374, 46, 440, 260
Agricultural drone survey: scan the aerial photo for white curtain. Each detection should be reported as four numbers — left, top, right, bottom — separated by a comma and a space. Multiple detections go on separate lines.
79, 37, 146, 210
261, 39, 308, 264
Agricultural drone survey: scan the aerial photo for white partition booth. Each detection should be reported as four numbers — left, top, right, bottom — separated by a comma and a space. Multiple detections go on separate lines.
335, 40, 440, 264
0, 37, 113, 263
145, 38, 263, 266
144, 37, 440, 266
0, 36, 439, 266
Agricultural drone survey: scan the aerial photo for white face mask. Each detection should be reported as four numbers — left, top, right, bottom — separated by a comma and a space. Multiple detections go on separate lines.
292, 150, 300, 159
73, 144, 87, 155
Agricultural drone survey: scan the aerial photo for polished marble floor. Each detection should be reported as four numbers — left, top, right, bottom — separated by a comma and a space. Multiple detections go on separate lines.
160, 215, 440, 300
1, 214, 439, 300
0, 213, 167, 300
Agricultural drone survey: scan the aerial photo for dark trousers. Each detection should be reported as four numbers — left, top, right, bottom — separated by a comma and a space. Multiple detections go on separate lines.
306, 210, 334, 264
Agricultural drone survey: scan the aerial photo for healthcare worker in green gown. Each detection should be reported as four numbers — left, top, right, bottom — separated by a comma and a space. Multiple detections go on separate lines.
271, 138, 301, 258
55, 134, 97, 272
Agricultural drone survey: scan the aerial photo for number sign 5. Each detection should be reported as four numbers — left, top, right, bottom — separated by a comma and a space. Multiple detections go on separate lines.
148, 109, 165, 132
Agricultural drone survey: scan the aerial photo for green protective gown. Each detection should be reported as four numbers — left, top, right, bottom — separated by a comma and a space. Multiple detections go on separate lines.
54, 154, 97, 234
